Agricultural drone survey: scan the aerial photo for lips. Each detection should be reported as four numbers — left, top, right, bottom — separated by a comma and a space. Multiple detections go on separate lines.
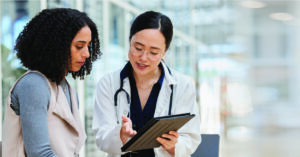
136, 62, 148, 69
78, 62, 85, 66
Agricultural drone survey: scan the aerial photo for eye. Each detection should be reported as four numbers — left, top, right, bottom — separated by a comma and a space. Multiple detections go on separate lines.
135, 47, 142, 51
76, 46, 83, 50
151, 52, 159, 55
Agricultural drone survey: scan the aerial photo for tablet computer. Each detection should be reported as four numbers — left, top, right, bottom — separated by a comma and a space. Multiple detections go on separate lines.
121, 113, 195, 152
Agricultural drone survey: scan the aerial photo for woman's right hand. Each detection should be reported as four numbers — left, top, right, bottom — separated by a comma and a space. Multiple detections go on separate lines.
120, 115, 137, 144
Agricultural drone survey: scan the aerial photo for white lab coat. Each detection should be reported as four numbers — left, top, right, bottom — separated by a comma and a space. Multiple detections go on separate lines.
92, 62, 201, 157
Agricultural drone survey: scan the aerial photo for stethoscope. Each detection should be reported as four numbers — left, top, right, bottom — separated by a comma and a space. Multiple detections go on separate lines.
113, 68, 174, 124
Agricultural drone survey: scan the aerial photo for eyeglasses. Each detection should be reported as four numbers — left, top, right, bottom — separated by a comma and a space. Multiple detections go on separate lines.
130, 45, 163, 61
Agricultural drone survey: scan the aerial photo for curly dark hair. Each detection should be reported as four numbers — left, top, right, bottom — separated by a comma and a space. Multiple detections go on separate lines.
15, 8, 101, 84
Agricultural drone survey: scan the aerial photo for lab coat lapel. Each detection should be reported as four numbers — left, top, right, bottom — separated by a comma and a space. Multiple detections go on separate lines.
155, 83, 172, 116
121, 77, 131, 115
155, 61, 177, 116
123, 78, 131, 97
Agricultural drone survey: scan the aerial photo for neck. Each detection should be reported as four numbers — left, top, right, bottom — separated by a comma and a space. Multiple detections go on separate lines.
133, 68, 161, 89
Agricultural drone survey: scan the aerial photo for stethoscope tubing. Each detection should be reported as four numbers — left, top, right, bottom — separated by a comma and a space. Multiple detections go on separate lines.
114, 65, 174, 124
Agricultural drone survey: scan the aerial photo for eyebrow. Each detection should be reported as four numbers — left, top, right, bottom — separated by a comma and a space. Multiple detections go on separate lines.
135, 42, 161, 50
76, 40, 89, 43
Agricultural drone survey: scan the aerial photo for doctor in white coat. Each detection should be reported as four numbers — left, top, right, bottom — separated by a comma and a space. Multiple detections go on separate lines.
92, 11, 201, 157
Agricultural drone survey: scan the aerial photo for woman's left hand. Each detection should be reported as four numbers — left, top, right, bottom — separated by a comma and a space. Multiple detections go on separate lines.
156, 131, 179, 155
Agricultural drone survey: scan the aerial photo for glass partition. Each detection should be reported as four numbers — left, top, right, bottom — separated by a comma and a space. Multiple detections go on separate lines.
1, 0, 41, 139
1, 0, 300, 157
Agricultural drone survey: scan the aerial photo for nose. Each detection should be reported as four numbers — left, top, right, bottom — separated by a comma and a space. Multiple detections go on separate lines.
82, 46, 90, 58
140, 51, 148, 60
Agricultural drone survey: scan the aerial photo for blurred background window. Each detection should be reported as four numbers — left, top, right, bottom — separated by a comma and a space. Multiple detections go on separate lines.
1, 0, 300, 157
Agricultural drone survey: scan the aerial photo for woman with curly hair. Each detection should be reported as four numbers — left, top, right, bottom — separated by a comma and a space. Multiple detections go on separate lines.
2, 8, 101, 157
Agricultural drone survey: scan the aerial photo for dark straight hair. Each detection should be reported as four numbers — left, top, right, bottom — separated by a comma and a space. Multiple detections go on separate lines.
129, 11, 173, 50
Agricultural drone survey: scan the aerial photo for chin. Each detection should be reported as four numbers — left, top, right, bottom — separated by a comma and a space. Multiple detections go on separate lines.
75, 68, 81, 72
70, 67, 81, 72
136, 70, 149, 76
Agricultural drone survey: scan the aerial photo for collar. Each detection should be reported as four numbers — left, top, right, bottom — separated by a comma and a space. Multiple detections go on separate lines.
120, 62, 132, 81
157, 65, 164, 85
160, 61, 177, 86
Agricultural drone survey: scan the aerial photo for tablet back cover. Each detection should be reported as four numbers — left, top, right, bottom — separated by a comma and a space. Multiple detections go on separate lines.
121, 113, 195, 152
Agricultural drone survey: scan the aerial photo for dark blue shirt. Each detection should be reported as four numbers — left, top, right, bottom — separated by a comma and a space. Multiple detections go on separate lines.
121, 62, 164, 157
